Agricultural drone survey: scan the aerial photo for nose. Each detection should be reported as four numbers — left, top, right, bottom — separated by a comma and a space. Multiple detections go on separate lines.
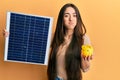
69, 15, 73, 21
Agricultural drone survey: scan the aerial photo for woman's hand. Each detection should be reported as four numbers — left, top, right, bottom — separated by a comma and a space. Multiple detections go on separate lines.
81, 53, 94, 72
82, 54, 93, 61
3, 29, 9, 37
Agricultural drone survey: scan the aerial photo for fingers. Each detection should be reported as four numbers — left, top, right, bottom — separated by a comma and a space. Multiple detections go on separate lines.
82, 55, 93, 61
3, 29, 9, 37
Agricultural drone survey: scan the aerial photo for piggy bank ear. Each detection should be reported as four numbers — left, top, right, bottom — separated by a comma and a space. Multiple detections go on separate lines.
82, 45, 85, 49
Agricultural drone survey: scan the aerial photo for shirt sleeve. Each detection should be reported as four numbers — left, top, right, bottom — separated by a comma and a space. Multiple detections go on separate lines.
83, 34, 91, 45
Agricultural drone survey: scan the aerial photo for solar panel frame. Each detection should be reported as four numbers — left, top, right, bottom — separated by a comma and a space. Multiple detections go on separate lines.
4, 12, 53, 65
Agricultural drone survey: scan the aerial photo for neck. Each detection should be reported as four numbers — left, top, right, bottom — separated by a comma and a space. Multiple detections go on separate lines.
65, 30, 74, 39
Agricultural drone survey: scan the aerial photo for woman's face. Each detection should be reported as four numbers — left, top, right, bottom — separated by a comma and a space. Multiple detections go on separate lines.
63, 7, 77, 30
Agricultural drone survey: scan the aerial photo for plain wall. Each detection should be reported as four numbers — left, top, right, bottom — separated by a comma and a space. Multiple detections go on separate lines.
0, 0, 120, 80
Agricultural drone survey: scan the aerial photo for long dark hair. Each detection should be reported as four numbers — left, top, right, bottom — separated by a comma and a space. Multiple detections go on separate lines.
47, 3, 86, 80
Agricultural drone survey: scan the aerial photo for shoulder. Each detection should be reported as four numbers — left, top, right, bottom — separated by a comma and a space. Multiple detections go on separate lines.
83, 34, 91, 45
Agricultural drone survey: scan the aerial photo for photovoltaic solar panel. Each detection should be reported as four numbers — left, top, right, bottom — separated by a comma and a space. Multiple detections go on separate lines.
4, 12, 53, 65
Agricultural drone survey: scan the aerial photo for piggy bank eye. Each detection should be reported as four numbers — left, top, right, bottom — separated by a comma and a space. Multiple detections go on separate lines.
87, 50, 89, 52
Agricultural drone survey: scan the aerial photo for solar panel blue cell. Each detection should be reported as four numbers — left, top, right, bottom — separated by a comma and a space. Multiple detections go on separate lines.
4, 12, 53, 65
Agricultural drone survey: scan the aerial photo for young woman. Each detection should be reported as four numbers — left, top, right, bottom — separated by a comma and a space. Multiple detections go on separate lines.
47, 3, 93, 80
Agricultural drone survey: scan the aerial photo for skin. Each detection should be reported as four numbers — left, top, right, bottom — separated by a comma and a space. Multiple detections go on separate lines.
3, 29, 9, 37
63, 7, 76, 39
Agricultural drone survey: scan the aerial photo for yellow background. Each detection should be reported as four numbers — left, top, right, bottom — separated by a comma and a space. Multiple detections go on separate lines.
0, 0, 120, 80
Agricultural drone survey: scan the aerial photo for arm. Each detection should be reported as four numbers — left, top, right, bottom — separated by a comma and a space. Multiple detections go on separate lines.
81, 35, 93, 72
81, 55, 92, 72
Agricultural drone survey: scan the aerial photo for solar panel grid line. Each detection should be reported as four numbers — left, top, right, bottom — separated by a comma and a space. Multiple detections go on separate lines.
4, 12, 53, 65
25, 15, 32, 61
22, 16, 27, 61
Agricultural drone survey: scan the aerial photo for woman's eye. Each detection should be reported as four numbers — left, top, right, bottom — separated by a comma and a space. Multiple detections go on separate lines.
73, 14, 77, 17
64, 14, 69, 17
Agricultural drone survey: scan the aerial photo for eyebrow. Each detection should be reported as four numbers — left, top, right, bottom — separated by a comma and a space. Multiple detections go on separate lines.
64, 12, 76, 15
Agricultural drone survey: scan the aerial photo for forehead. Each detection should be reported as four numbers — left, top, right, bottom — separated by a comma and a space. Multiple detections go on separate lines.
64, 7, 76, 14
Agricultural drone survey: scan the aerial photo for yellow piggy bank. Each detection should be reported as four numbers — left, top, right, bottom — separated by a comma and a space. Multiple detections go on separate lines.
81, 45, 93, 57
